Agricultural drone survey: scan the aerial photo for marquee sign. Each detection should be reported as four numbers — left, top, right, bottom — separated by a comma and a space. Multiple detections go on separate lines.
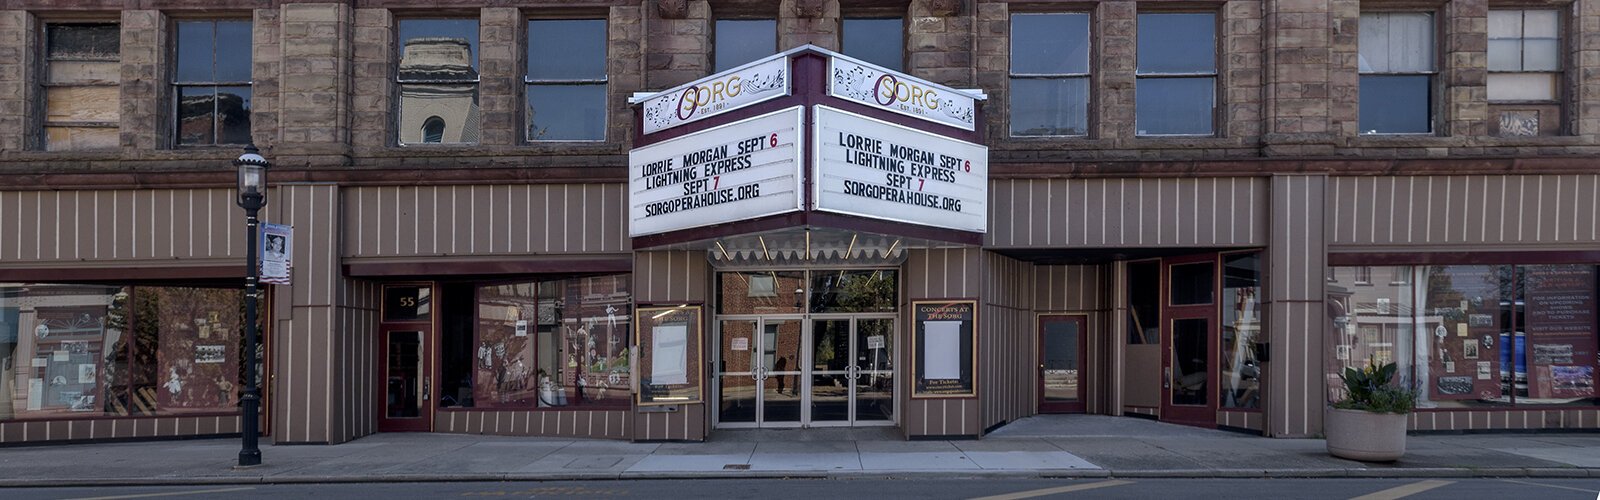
828, 56, 977, 131
813, 106, 988, 233
641, 56, 790, 135
629, 106, 804, 237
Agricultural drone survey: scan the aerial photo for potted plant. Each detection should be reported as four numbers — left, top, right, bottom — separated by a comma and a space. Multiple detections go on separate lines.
1325, 358, 1416, 461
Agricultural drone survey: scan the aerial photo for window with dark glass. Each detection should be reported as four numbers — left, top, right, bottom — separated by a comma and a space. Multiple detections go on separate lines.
842, 17, 903, 71
1127, 260, 1161, 344
42, 23, 120, 151
527, 19, 607, 141
1358, 12, 1435, 134
1135, 12, 1216, 136
1169, 262, 1215, 305
714, 19, 776, 72
174, 20, 252, 146
397, 19, 480, 145
1009, 13, 1090, 137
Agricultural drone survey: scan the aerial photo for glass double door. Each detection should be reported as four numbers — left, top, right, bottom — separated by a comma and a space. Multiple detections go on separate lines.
716, 315, 895, 428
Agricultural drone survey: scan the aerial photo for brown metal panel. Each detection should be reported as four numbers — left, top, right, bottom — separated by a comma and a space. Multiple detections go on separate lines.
133, 417, 155, 437
18, 191, 40, 260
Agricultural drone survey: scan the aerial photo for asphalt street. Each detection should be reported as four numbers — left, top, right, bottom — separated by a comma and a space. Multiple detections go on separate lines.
3, 478, 1599, 500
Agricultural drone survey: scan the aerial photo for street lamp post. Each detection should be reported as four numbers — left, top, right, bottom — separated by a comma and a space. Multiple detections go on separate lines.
235, 145, 269, 467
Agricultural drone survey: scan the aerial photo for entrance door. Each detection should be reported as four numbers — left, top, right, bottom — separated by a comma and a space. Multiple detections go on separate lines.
1038, 315, 1087, 413
809, 317, 897, 426
378, 326, 432, 431
378, 284, 434, 432
1161, 255, 1218, 426
715, 316, 804, 428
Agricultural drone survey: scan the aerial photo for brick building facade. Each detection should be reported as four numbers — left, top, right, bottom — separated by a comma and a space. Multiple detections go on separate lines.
1, 0, 1598, 446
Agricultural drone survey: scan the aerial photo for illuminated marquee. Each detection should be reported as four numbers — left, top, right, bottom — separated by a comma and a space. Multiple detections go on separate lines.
828, 56, 977, 131
641, 56, 790, 135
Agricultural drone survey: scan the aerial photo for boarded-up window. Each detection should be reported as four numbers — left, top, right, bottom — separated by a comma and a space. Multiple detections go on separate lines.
173, 20, 253, 146
43, 23, 121, 151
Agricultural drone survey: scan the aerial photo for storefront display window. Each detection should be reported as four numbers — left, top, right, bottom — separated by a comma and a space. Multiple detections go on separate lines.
1127, 261, 1160, 344
1220, 252, 1263, 409
440, 274, 632, 410
1326, 264, 1598, 408
0, 284, 257, 420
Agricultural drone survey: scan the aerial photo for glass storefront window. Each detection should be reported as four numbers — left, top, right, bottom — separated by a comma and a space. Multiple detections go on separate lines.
1220, 252, 1263, 409
1326, 264, 1598, 409
1, 284, 257, 420
441, 274, 632, 410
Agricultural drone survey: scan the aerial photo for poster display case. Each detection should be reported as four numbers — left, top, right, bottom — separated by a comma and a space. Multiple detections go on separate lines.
911, 300, 976, 398
636, 305, 704, 406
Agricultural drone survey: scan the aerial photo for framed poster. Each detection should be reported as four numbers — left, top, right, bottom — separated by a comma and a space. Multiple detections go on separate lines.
636, 305, 704, 406
911, 300, 977, 398
1524, 265, 1597, 399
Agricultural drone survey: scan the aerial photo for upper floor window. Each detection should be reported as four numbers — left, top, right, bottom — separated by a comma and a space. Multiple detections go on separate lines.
842, 17, 903, 71
1136, 12, 1216, 136
1009, 13, 1090, 137
1488, 10, 1560, 102
527, 19, 608, 142
42, 23, 120, 151
397, 19, 480, 146
174, 20, 252, 146
1358, 12, 1435, 135
714, 19, 776, 72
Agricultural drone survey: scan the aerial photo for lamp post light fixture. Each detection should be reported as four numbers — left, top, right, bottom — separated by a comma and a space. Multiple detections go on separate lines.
235, 144, 269, 467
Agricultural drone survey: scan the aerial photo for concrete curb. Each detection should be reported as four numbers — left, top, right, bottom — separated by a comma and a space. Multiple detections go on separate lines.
2, 467, 1597, 487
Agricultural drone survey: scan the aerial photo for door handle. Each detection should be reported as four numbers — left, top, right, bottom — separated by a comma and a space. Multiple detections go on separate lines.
423, 376, 431, 401
1163, 367, 1171, 389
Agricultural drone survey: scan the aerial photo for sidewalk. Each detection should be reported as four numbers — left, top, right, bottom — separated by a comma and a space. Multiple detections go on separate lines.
1, 415, 1597, 486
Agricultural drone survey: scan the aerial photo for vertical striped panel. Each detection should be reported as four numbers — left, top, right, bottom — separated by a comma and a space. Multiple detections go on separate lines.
340, 184, 629, 258
628, 250, 705, 441
1327, 175, 1600, 246
903, 248, 984, 438
1032, 265, 1105, 312
1108, 261, 1127, 415
0, 189, 238, 264
0, 416, 242, 444
1218, 410, 1265, 431
1266, 175, 1328, 438
435, 409, 633, 439
327, 279, 379, 444
985, 178, 1269, 248
1407, 409, 1600, 432
980, 252, 1036, 432
268, 184, 345, 444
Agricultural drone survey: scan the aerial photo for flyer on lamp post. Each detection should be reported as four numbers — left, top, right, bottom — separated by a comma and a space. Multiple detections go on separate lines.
261, 223, 292, 285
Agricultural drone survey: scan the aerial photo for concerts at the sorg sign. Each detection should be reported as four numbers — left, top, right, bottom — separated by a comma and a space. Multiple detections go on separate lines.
628, 106, 804, 236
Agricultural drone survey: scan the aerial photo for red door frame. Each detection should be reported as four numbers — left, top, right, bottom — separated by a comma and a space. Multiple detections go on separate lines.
376, 283, 436, 433
1160, 253, 1219, 427
1038, 314, 1088, 413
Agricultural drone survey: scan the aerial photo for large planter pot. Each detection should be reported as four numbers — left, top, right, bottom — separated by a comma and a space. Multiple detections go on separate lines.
1325, 407, 1408, 462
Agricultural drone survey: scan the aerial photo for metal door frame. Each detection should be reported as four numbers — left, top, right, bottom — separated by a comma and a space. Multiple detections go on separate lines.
713, 312, 898, 429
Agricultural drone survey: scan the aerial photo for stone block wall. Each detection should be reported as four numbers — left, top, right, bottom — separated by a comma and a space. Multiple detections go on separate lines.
0, 0, 1596, 177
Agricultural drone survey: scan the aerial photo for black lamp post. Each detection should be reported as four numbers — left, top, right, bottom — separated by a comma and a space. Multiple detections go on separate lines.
235, 145, 269, 467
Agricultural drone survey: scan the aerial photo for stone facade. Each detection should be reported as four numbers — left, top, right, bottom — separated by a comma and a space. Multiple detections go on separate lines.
0, 0, 1594, 176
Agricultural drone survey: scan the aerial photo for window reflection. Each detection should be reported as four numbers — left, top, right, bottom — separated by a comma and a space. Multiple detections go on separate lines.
173, 20, 252, 146
1220, 253, 1262, 409
397, 19, 480, 145
527, 19, 607, 141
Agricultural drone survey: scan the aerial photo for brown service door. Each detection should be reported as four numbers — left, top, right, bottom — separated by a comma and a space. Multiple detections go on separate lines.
1161, 255, 1218, 426
1038, 315, 1087, 413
